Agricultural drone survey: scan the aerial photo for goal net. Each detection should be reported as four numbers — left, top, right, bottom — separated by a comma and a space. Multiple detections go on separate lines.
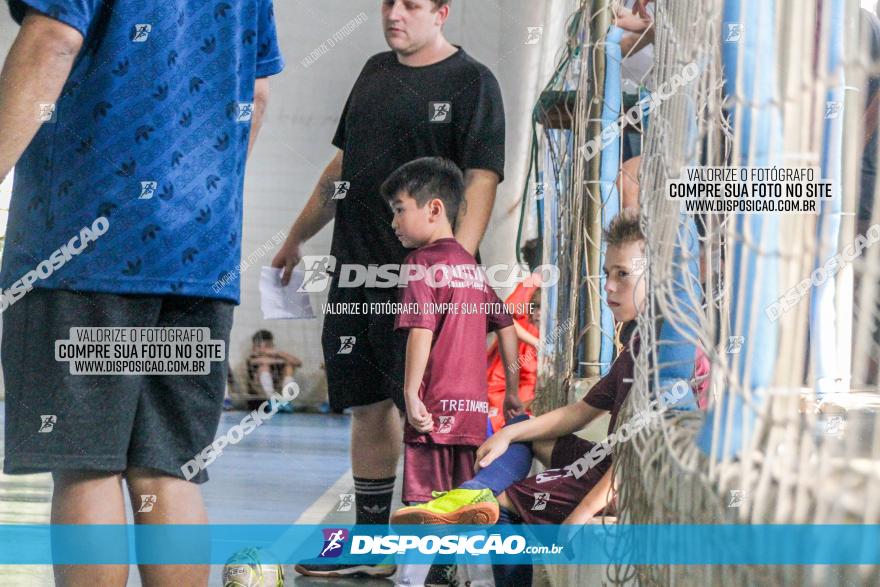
526, 0, 880, 584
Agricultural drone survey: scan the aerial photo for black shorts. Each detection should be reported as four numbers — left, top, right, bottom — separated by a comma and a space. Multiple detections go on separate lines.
2, 288, 233, 484
321, 280, 407, 411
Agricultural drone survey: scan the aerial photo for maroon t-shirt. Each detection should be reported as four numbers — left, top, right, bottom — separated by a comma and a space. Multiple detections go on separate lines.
395, 238, 514, 446
582, 330, 640, 434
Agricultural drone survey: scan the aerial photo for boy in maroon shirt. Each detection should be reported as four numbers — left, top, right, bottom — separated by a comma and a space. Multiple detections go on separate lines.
381, 157, 522, 505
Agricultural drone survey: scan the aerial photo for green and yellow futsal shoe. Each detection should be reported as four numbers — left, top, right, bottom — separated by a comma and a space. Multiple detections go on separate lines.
391, 488, 499, 525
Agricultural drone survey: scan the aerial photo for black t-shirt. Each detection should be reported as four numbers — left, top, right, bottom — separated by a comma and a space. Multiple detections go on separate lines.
331, 47, 505, 269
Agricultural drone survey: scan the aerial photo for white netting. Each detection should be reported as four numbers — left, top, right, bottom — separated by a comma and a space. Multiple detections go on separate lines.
611, 0, 880, 585
527, 0, 880, 585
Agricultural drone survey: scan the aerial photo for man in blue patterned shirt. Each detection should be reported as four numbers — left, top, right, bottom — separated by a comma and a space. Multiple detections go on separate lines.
0, 1, 283, 584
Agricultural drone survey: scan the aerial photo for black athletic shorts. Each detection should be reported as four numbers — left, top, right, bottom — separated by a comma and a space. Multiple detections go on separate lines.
2, 288, 233, 484
321, 279, 407, 411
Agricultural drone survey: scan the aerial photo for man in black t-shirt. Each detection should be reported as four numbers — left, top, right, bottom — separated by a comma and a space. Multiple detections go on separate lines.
273, 0, 504, 578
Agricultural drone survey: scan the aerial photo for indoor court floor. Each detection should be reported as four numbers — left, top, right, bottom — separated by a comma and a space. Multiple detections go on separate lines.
0, 404, 398, 586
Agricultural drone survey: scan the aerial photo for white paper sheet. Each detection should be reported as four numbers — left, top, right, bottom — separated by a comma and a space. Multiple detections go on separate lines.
259, 266, 315, 320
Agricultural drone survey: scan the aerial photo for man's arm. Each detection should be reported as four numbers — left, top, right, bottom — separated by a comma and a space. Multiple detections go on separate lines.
272, 150, 343, 285
246, 77, 270, 159
455, 169, 499, 256
0, 10, 83, 182
562, 468, 614, 524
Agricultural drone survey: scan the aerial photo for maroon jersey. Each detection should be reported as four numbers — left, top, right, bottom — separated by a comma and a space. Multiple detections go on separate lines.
582, 332, 640, 434
395, 238, 513, 446
506, 326, 640, 524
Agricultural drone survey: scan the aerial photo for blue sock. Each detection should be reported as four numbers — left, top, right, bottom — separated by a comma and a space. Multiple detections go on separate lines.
461, 414, 532, 495
492, 507, 532, 587
497, 505, 521, 524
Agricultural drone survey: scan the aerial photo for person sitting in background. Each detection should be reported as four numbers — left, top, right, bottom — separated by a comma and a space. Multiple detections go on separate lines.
486, 286, 541, 433
246, 330, 301, 405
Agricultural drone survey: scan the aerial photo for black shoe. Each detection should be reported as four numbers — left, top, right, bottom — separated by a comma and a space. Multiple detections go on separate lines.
293, 562, 396, 578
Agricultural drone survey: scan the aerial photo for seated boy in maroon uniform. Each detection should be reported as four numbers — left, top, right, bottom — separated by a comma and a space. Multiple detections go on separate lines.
382, 157, 522, 506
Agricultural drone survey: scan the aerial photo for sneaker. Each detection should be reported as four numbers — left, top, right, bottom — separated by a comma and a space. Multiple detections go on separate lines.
391, 488, 499, 526
293, 562, 396, 578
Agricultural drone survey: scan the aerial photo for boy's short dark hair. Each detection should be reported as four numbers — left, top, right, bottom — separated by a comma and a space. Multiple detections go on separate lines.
381, 157, 464, 225
604, 209, 645, 248
431, 0, 451, 8
252, 330, 273, 345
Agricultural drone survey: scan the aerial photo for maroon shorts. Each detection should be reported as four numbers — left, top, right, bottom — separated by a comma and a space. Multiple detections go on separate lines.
505, 434, 610, 524
403, 442, 477, 504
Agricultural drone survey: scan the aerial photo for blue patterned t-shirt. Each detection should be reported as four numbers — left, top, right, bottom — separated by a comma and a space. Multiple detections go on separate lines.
1, 0, 284, 304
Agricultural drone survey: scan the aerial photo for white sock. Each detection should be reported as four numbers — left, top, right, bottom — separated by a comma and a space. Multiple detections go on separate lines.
395, 563, 432, 586
259, 371, 274, 394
